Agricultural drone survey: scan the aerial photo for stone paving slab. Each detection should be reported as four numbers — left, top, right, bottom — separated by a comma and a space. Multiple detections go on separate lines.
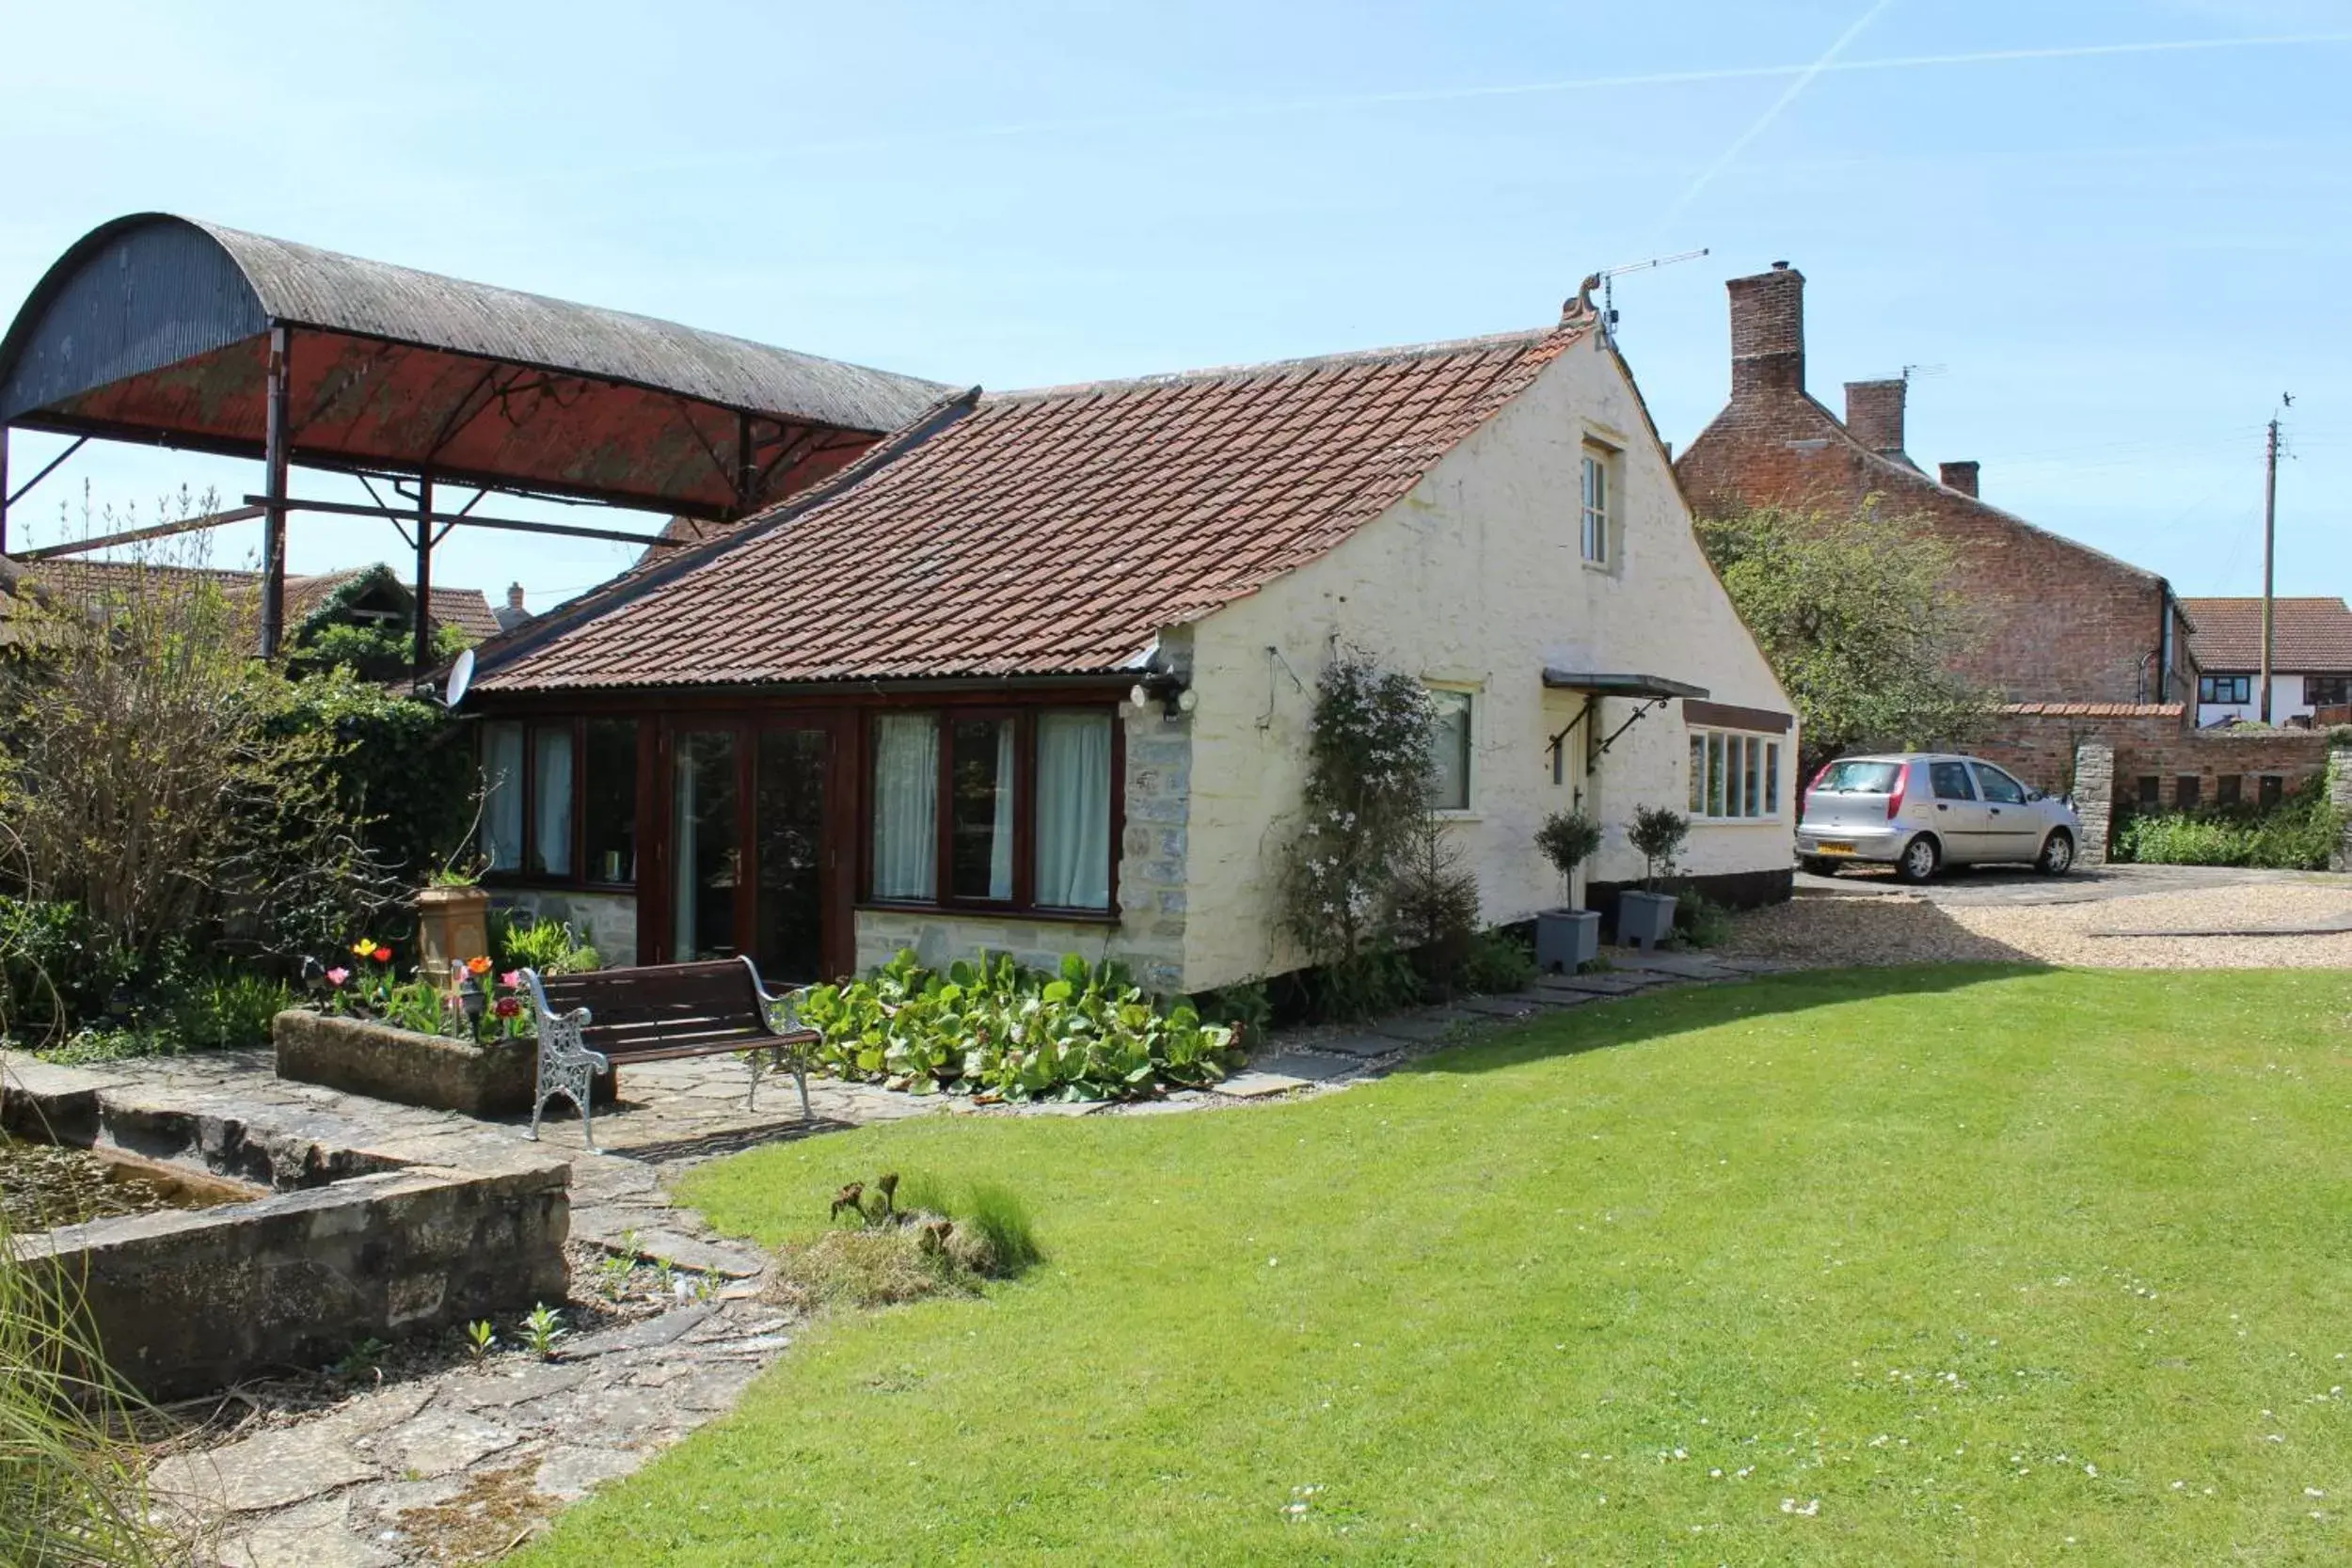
1537, 972, 1654, 995
1612, 951, 1743, 980
1244, 1052, 1359, 1084
1215, 1069, 1312, 1098
1454, 994, 1547, 1020
1304, 1032, 1397, 1059
1368, 1008, 1475, 1043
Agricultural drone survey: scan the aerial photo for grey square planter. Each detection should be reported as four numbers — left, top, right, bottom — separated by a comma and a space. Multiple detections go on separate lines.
1615, 890, 1679, 952
1535, 909, 1600, 973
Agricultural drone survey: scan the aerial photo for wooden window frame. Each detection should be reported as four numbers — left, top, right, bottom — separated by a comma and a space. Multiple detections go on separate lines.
1687, 726, 1784, 823
857, 702, 1123, 924
481, 716, 643, 893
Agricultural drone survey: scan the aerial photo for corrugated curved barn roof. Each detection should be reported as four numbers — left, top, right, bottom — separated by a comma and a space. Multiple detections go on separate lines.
0, 214, 946, 432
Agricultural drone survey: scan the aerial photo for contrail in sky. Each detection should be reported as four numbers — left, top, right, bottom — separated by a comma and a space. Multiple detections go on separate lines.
1647, 0, 1899, 238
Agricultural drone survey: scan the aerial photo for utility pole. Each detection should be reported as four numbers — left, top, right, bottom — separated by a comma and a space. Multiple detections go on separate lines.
2260, 399, 2289, 723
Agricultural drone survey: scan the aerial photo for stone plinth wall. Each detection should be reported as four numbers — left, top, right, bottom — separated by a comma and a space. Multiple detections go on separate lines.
22, 1163, 568, 1400
273, 1011, 613, 1117
2331, 742, 2352, 873
2071, 742, 2115, 866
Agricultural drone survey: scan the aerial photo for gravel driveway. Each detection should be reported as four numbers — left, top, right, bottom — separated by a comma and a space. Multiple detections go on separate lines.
1719, 863, 2352, 969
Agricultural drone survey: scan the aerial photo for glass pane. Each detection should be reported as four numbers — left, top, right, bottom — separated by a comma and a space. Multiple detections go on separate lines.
1689, 735, 1706, 812
755, 728, 828, 981
1742, 737, 1761, 817
949, 718, 1015, 900
1426, 690, 1471, 811
582, 720, 638, 884
1035, 711, 1113, 910
672, 731, 738, 960
529, 727, 574, 877
1930, 761, 1976, 800
1765, 742, 1781, 816
1707, 734, 1726, 816
479, 721, 524, 871
870, 715, 939, 900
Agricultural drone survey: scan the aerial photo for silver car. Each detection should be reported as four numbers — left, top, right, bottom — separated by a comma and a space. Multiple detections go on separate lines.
1795, 752, 2082, 882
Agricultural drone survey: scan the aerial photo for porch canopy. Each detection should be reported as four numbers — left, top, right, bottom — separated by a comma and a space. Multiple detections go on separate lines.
0, 213, 947, 658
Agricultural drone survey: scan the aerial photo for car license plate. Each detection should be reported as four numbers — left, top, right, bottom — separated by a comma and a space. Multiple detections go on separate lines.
1817, 841, 1856, 855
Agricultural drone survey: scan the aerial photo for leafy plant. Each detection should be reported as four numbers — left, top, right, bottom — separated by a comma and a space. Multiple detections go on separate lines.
596, 1251, 635, 1301
169, 973, 294, 1051
1628, 807, 1691, 894
521, 1303, 566, 1361
1456, 928, 1536, 992
1534, 810, 1603, 906
1675, 893, 1735, 950
1280, 653, 1438, 985
2112, 781, 2344, 870
331, 1336, 390, 1380
1389, 814, 1482, 995
465, 1320, 497, 1362
491, 913, 601, 977
1, 1212, 174, 1565
796, 950, 1238, 1102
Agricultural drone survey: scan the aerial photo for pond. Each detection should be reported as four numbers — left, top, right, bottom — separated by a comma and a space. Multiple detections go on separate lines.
0, 1132, 261, 1232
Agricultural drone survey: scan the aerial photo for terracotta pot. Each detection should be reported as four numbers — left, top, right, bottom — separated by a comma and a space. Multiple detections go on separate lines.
416, 884, 491, 991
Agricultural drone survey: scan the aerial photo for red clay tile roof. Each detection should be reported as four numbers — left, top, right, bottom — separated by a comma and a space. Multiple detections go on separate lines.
6, 559, 501, 642
476, 321, 1588, 690
2180, 596, 2352, 673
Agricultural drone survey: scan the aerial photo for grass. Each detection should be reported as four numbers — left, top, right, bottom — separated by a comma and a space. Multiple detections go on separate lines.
516, 967, 2352, 1564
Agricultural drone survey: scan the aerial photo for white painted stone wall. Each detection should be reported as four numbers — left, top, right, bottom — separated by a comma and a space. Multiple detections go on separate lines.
1176, 331, 1796, 990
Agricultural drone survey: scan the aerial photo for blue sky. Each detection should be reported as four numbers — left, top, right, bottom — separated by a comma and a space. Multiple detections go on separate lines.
2, 0, 2345, 613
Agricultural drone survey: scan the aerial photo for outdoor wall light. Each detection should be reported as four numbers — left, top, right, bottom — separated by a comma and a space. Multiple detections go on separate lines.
1130, 672, 1195, 719
457, 972, 486, 1041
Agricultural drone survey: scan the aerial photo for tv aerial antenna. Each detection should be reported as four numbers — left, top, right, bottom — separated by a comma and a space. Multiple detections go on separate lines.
1581, 247, 1710, 340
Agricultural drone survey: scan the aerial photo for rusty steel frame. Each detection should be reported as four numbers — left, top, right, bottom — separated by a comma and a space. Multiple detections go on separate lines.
14, 503, 267, 562
241, 494, 687, 551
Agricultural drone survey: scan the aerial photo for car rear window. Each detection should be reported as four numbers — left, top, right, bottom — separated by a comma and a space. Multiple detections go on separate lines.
1815, 760, 1902, 794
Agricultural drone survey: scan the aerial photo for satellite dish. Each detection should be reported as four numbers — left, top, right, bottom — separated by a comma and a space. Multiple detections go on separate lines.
443, 647, 476, 709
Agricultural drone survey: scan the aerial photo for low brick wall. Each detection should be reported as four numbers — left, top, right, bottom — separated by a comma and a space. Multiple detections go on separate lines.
2110, 727, 2332, 810
21, 1163, 568, 1400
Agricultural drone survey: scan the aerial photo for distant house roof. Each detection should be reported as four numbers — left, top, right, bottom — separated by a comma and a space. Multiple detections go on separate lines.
2181, 596, 2352, 673
475, 320, 1588, 692
4, 558, 501, 644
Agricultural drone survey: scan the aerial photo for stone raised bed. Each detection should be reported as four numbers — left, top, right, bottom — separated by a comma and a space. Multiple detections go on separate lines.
273, 1009, 612, 1117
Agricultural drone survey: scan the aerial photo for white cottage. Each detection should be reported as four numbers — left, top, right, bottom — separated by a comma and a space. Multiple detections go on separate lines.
463, 293, 1797, 992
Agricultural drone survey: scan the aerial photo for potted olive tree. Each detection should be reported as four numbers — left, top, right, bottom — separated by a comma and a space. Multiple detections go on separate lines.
1617, 805, 1689, 951
1534, 809, 1603, 972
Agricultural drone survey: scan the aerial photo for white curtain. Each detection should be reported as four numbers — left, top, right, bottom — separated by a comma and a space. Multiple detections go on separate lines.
673, 744, 699, 957
533, 728, 575, 875
480, 721, 524, 871
872, 714, 939, 900
1035, 711, 1112, 910
989, 721, 1015, 901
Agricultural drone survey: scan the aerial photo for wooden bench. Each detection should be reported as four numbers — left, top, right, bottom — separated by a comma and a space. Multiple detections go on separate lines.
519, 957, 823, 1150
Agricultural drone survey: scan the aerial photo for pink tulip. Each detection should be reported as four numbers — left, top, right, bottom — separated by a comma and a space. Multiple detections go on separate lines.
325, 967, 350, 986
499, 971, 523, 989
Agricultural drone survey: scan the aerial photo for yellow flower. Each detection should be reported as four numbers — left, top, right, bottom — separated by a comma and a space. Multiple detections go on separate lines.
350, 938, 376, 958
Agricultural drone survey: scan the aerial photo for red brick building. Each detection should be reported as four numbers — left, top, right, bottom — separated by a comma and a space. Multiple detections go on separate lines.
1675, 262, 2197, 709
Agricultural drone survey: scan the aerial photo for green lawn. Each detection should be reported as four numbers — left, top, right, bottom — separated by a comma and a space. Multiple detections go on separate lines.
519, 968, 2352, 1564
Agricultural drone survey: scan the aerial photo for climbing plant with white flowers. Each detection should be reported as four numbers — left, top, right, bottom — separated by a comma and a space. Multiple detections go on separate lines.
1281, 650, 1437, 975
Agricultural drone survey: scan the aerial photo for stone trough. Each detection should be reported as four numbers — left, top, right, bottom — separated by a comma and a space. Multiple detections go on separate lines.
0, 1056, 569, 1401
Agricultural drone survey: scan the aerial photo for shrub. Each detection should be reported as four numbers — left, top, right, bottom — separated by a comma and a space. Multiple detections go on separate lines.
796, 951, 1237, 1101
1675, 893, 1736, 950
167, 972, 294, 1051
1389, 815, 1480, 992
1628, 806, 1691, 893
1534, 810, 1603, 904
2112, 782, 2344, 871
1457, 928, 1537, 992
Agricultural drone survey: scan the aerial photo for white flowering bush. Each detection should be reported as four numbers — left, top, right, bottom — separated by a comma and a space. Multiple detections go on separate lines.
1280, 653, 1438, 1011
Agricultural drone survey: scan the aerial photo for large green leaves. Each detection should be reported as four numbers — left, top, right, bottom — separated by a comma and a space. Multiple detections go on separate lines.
796, 949, 1236, 1101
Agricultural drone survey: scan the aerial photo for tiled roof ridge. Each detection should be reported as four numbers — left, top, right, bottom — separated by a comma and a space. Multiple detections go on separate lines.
990, 324, 1565, 403
2182, 595, 2350, 610
1785, 391, 2165, 585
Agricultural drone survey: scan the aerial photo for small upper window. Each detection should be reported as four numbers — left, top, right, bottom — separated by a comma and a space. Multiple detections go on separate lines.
2201, 673, 2252, 705
1580, 448, 1612, 564
1426, 689, 1472, 812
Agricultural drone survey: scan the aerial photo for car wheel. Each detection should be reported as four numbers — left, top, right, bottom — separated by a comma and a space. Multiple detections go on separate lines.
1895, 835, 1941, 884
2036, 830, 2075, 877
1799, 857, 1840, 878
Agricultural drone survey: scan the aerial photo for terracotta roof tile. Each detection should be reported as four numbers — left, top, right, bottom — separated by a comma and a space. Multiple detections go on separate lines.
2181, 597, 2352, 673
477, 323, 1585, 690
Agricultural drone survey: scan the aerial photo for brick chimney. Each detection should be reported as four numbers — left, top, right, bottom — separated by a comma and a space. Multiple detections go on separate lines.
506, 582, 526, 610
1726, 261, 1804, 397
1939, 460, 1979, 498
1844, 378, 1908, 457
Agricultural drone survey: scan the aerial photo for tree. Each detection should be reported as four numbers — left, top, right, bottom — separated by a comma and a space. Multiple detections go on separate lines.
1695, 501, 1990, 769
